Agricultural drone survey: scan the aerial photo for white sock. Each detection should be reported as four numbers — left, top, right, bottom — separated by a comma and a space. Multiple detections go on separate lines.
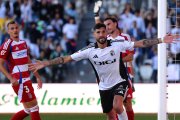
117, 110, 128, 120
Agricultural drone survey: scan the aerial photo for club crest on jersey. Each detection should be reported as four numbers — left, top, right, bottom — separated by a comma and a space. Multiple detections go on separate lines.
110, 50, 115, 56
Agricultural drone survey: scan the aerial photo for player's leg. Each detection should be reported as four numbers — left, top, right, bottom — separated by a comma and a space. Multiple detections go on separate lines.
99, 89, 117, 120
124, 85, 134, 120
10, 108, 30, 120
106, 109, 117, 120
11, 84, 30, 120
113, 82, 128, 120
22, 81, 41, 120
114, 95, 128, 120
23, 99, 41, 120
124, 97, 134, 120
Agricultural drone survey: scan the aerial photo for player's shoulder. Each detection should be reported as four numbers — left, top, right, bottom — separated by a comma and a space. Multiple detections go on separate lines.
120, 33, 130, 37
1, 39, 13, 49
109, 39, 125, 43
80, 43, 95, 51
119, 33, 131, 41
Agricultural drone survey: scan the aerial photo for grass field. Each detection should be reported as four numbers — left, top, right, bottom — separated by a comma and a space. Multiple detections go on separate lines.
1, 113, 180, 120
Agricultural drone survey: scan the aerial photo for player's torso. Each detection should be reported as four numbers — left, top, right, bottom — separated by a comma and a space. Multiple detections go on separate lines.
89, 45, 126, 90
8, 40, 30, 80
107, 33, 134, 72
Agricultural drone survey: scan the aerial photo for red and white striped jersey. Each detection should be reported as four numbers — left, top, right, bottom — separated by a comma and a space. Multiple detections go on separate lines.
107, 33, 135, 77
0, 39, 30, 83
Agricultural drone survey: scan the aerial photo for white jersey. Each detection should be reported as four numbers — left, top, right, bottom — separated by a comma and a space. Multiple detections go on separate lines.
107, 33, 135, 72
71, 40, 134, 90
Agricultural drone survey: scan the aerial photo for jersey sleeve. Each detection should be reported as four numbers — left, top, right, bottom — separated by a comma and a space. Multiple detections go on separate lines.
0, 39, 12, 60
118, 41, 135, 52
71, 48, 90, 61
123, 33, 135, 54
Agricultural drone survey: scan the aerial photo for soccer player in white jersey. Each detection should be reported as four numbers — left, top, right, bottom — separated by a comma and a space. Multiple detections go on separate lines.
94, 1, 135, 119
0, 21, 42, 120
28, 23, 178, 120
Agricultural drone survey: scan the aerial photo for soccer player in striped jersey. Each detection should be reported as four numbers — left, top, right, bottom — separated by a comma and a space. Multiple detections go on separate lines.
104, 17, 135, 120
28, 23, 178, 120
0, 21, 42, 120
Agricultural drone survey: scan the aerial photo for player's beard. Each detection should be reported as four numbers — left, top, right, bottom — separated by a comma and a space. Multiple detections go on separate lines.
97, 37, 107, 44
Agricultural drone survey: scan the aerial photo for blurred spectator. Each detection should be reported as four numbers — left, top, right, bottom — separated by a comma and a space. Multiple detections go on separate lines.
151, 46, 158, 83
145, 22, 157, 39
50, 44, 67, 83
63, 16, 78, 54
65, 1, 78, 20
144, 9, 157, 28
120, 3, 135, 33
13, 0, 21, 24
50, 13, 64, 36
134, 9, 146, 35
127, 20, 144, 40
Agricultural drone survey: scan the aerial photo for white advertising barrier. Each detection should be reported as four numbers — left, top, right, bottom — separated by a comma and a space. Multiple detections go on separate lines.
0, 84, 180, 113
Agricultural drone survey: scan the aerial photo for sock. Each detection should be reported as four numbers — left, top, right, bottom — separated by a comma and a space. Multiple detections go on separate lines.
11, 109, 29, 120
126, 110, 134, 120
30, 105, 41, 120
117, 110, 128, 120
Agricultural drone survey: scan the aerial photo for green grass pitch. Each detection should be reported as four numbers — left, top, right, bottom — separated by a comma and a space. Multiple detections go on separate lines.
1, 113, 180, 120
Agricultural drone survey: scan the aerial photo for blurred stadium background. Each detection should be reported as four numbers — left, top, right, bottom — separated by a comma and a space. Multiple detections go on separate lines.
0, 0, 180, 120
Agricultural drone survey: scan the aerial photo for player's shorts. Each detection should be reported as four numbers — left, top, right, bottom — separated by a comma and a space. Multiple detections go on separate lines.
99, 81, 129, 113
12, 80, 36, 103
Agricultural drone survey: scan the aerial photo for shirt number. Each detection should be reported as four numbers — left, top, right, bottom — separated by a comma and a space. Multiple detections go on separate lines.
24, 86, 30, 93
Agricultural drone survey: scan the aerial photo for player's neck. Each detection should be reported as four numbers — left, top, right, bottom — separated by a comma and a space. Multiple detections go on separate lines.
11, 37, 19, 42
111, 29, 120, 38
97, 42, 107, 49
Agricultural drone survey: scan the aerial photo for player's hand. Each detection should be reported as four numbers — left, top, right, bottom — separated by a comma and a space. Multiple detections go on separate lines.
163, 34, 180, 43
94, 0, 102, 16
28, 60, 47, 73
37, 78, 42, 89
11, 78, 19, 86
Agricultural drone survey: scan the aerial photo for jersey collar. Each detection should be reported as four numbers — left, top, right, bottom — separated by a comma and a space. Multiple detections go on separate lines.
94, 40, 111, 48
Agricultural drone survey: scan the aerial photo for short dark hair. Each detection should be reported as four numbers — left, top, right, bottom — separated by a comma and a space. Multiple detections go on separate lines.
93, 23, 106, 31
104, 17, 118, 23
7, 20, 16, 28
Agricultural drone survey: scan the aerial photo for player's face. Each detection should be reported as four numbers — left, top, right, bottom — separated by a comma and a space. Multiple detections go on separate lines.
94, 27, 107, 44
104, 20, 117, 34
7, 23, 19, 39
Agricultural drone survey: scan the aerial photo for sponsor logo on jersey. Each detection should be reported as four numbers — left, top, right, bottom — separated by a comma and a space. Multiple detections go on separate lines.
94, 59, 116, 65
17, 51, 27, 57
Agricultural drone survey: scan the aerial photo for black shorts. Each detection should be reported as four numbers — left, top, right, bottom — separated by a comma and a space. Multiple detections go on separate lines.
99, 81, 129, 113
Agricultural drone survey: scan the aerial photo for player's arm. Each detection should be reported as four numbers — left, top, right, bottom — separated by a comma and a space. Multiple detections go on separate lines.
0, 58, 18, 85
94, 0, 102, 24
28, 56, 42, 89
29, 56, 73, 73
134, 34, 179, 48
122, 53, 133, 62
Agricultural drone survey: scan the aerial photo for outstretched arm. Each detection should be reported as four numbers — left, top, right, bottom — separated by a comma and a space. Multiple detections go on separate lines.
134, 34, 180, 48
94, 0, 103, 24
28, 56, 73, 73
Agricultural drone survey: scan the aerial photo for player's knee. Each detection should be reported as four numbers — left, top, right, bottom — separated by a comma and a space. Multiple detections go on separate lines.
113, 104, 124, 114
24, 108, 30, 114
29, 105, 39, 112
